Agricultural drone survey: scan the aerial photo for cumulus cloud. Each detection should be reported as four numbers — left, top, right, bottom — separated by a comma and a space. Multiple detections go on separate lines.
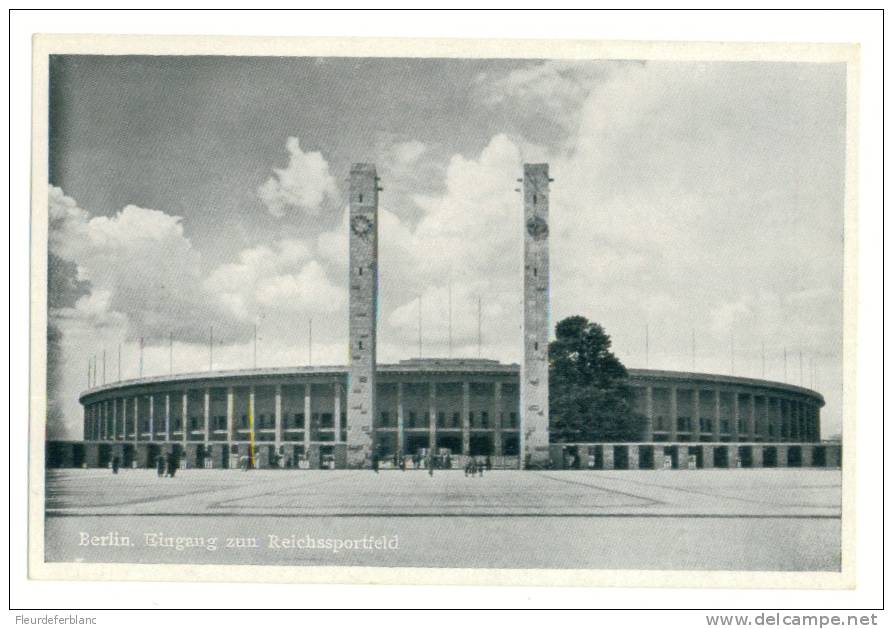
206, 241, 344, 320
391, 139, 427, 166
49, 185, 239, 343
478, 60, 632, 138
257, 136, 338, 217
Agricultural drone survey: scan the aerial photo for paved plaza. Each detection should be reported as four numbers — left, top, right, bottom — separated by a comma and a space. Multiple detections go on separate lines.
44, 469, 841, 571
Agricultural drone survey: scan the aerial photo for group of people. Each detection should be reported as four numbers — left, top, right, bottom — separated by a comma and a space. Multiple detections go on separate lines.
464, 456, 490, 477
154, 452, 179, 478
369, 452, 492, 477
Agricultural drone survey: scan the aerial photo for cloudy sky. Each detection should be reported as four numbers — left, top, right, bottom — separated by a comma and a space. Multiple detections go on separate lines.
47, 55, 846, 439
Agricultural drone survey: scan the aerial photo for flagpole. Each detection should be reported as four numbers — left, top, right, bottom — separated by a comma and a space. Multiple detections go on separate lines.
448, 278, 453, 358
761, 341, 765, 377
477, 295, 482, 358
645, 324, 649, 368
691, 329, 696, 370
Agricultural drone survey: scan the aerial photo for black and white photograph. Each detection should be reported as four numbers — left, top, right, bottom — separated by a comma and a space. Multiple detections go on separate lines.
27, 32, 862, 590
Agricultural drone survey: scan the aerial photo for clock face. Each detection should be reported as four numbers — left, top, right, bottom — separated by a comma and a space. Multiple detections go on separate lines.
351, 215, 373, 240
526, 215, 549, 240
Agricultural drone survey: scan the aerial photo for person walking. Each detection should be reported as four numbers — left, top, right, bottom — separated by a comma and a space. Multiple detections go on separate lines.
111, 455, 120, 474
427, 454, 434, 477
166, 452, 178, 478
155, 454, 165, 477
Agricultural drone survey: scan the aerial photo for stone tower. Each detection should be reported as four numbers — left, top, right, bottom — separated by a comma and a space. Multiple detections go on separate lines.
520, 163, 551, 468
346, 163, 379, 468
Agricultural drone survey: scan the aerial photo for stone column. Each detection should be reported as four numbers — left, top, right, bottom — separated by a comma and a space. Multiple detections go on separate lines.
676, 445, 688, 469
748, 394, 756, 441
826, 445, 842, 468
181, 391, 188, 445
799, 401, 807, 441
804, 404, 812, 441
303, 383, 312, 454
461, 381, 470, 455
226, 387, 234, 443
148, 395, 155, 441
701, 445, 714, 468
772, 445, 785, 468
602, 444, 615, 470
164, 393, 171, 441
493, 381, 503, 456
346, 163, 379, 467
668, 386, 678, 441
132, 397, 138, 445
801, 444, 814, 467
274, 384, 283, 448
203, 388, 210, 444
727, 445, 739, 468
249, 386, 256, 451
643, 385, 654, 441
751, 444, 764, 467
428, 382, 438, 452
765, 397, 773, 441
627, 444, 640, 470
782, 399, 790, 441
112, 398, 118, 440
396, 382, 405, 456
333, 382, 341, 443
520, 163, 551, 467
691, 387, 701, 442
800, 402, 808, 441
731, 392, 740, 442
712, 389, 721, 442
812, 406, 820, 442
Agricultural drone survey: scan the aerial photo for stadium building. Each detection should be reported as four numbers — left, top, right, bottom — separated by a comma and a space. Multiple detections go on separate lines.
58, 163, 840, 470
